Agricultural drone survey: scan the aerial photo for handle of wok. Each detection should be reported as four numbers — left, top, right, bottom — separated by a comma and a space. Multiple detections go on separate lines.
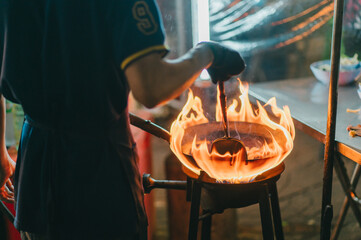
143, 174, 186, 194
218, 82, 229, 137
129, 113, 171, 143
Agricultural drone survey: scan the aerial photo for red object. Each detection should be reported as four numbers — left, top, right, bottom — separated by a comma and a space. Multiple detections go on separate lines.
3, 148, 20, 240
3, 202, 20, 240
130, 111, 154, 240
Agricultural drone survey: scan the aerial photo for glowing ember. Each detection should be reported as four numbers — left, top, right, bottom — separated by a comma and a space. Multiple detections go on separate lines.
170, 80, 295, 183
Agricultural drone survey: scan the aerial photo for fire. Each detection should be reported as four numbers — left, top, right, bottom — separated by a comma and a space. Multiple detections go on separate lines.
169, 80, 295, 183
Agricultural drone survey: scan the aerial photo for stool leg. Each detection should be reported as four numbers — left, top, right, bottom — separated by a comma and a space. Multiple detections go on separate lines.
188, 181, 202, 240
331, 163, 361, 240
334, 156, 361, 226
201, 210, 212, 240
268, 181, 284, 240
259, 185, 274, 240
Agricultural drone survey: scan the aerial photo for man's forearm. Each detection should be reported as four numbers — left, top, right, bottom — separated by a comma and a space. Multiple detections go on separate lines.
156, 45, 213, 103
125, 44, 213, 108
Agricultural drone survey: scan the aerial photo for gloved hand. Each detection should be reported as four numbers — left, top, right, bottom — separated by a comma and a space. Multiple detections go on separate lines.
199, 41, 246, 84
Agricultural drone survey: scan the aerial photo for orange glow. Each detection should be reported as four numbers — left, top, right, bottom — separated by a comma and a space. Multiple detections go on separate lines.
228, 0, 241, 9
169, 80, 295, 183
272, 0, 331, 26
276, 12, 333, 48
290, 2, 333, 32
274, 2, 333, 48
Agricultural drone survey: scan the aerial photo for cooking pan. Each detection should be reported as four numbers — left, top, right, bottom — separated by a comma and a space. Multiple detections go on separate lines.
129, 113, 289, 177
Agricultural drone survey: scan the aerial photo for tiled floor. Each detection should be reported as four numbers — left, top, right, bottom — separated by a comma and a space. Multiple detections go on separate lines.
148, 129, 361, 240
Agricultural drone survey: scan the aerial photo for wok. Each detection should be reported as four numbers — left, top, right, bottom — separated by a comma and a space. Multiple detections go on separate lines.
129, 113, 288, 169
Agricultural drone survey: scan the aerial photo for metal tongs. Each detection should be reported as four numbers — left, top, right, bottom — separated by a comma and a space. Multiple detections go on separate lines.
211, 81, 247, 165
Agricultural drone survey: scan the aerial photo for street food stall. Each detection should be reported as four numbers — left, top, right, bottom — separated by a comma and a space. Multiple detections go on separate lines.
1, 0, 361, 239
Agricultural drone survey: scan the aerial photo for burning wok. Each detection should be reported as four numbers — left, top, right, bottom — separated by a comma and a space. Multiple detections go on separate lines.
129, 114, 291, 183
130, 80, 294, 183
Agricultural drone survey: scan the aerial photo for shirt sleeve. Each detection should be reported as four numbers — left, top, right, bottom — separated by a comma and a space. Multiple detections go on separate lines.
111, 0, 169, 70
0, 1, 5, 77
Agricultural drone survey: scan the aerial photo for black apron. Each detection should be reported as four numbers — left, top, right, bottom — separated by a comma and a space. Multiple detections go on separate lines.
14, 108, 147, 239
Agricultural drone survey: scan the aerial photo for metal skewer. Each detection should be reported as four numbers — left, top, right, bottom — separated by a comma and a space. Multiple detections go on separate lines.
211, 81, 247, 165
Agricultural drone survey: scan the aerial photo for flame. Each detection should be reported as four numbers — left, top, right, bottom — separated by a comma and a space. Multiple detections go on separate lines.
170, 80, 295, 183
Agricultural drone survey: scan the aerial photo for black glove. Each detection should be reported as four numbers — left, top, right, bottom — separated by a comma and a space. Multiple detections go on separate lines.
200, 41, 246, 84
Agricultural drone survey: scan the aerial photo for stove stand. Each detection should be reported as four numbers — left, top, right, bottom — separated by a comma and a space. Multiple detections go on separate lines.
143, 163, 285, 240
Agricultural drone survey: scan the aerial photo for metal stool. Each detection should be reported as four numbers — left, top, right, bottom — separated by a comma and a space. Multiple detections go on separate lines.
142, 163, 285, 240
184, 163, 285, 240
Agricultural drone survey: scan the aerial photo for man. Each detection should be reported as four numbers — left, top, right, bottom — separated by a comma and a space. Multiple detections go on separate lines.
0, 0, 244, 239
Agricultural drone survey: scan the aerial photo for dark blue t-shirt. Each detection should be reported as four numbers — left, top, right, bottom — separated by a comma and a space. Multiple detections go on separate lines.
0, 0, 167, 238
1, 0, 167, 126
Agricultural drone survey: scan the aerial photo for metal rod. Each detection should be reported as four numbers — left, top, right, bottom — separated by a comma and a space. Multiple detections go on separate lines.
320, 0, 344, 239
143, 174, 187, 194
269, 181, 284, 240
331, 164, 361, 240
186, 177, 193, 202
218, 82, 229, 137
188, 180, 202, 240
333, 155, 361, 225
259, 185, 274, 240
129, 113, 171, 143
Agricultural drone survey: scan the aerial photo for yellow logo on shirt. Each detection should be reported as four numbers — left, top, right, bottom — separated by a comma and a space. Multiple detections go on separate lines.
132, 1, 158, 35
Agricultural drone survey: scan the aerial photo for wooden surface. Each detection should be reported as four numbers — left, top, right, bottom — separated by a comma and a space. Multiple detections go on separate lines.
248, 77, 361, 163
